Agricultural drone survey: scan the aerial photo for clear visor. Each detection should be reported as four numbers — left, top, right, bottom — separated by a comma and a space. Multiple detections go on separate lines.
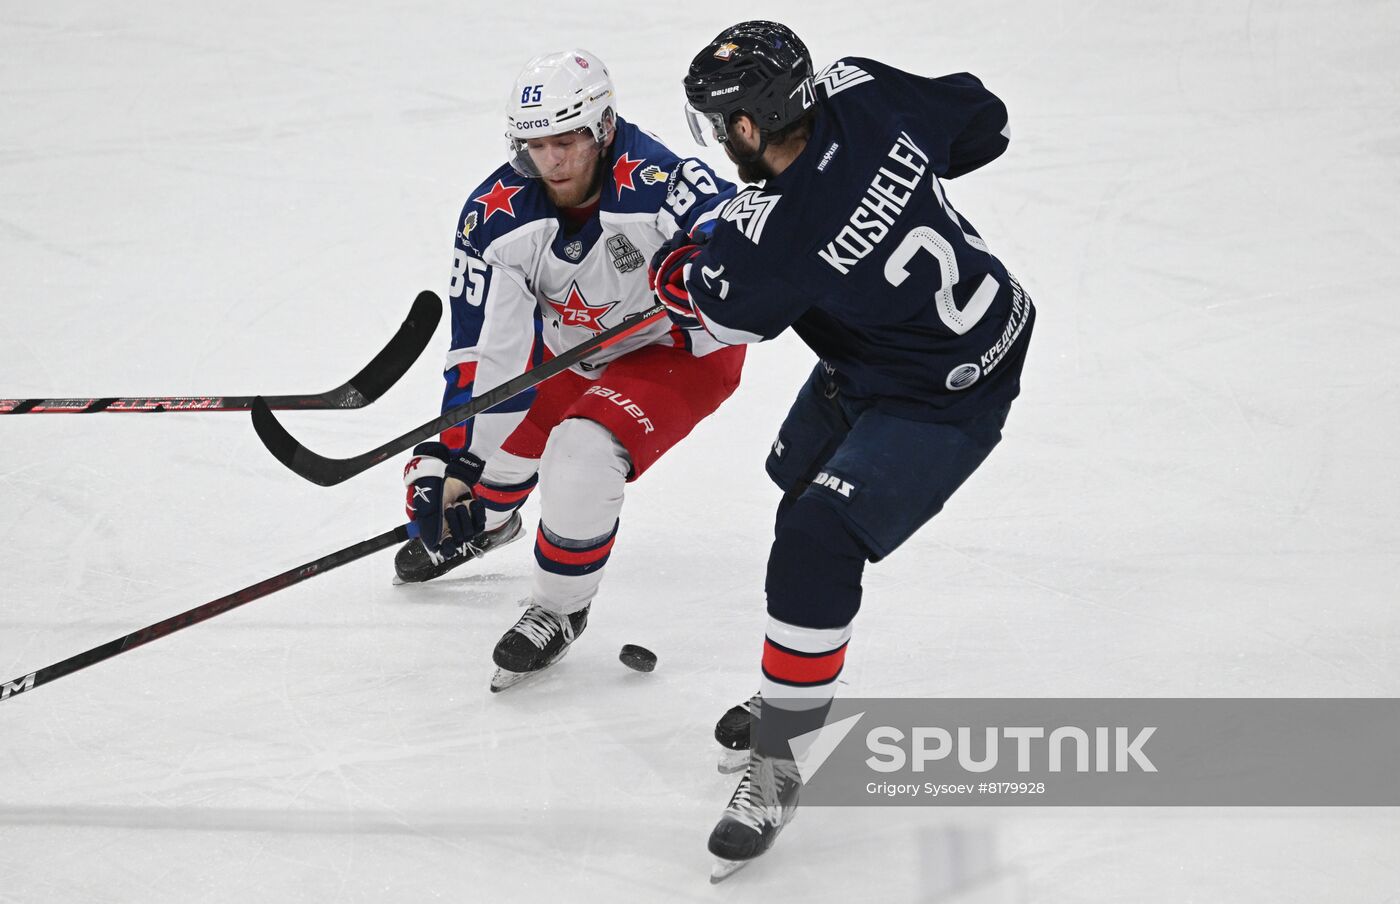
684, 104, 728, 147
506, 114, 613, 180
507, 136, 544, 178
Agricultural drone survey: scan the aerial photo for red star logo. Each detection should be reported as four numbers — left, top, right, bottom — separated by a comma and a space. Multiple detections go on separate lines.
474, 179, 523, 223
546, 281, 618, 333
611, 153, 644, 200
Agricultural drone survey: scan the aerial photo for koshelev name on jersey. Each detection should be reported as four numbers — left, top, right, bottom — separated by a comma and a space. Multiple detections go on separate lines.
685, 58, 1031, 416
818, 132, 929, 274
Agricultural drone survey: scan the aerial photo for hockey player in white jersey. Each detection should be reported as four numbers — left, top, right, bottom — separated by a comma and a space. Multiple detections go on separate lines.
396, 50, 745, 692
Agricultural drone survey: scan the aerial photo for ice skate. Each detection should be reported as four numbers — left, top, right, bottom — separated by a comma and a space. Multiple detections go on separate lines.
393, 510, 524, 584
488, 602, 589, 693
708, 751, 802, 883
714, 694, 759, 773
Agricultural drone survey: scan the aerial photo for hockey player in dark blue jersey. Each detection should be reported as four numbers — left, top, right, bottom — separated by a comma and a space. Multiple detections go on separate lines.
649, 22, 1036, 879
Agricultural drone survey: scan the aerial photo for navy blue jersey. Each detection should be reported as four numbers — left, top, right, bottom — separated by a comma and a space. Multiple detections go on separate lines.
684, 58, 1034, 422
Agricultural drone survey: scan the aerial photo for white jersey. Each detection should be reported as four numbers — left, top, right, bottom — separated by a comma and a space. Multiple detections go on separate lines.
440, 117, 735, 458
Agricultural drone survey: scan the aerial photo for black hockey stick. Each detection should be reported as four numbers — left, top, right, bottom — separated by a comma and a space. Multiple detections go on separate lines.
252, 301, 668, 486
0, 291, 442, 414
0, 522, 416, 704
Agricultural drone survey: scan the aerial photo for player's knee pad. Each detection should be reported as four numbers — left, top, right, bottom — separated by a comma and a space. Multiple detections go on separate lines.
476, 448, 543, 529
481, 448, 540, 487
532, 418, 628, 613
538, 417, 631, 539
764, 366, 849, 496
765, 495, 868, 630
773, 486, 804, 535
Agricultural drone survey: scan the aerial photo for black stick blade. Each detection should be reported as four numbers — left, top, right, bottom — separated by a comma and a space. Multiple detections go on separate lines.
341, 290, 442, 405
252, 303, 668, 488
2, 291, 442, 414
252, 396, 313, 478
250, 396, 371, 487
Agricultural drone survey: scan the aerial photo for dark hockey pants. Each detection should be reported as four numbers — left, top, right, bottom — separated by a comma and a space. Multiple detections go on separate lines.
763, 364, 1011, 631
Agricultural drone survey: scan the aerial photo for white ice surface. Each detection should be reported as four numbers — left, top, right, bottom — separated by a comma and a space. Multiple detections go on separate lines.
3, 2, 1399, 901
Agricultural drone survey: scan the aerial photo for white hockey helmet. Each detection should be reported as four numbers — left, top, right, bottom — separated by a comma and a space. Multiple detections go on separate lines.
506, 50, 617, 178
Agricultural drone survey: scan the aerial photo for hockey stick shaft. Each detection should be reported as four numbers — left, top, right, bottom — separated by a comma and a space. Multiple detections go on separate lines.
0, 291, 442, 414
252, 302, 668, 486
0, 522, 416, 704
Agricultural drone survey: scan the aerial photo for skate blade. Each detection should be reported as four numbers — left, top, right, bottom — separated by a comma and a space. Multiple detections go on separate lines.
489, 667, 532, 693
488, 641, 572, 694
710, 858, 751, 884
716, 748, 748, 774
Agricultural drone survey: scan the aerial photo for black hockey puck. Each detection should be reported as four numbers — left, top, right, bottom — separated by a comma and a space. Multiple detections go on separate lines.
619, 644, 657, 673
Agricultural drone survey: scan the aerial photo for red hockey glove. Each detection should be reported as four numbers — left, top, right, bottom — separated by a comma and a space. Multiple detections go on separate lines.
648, 229, 708, 326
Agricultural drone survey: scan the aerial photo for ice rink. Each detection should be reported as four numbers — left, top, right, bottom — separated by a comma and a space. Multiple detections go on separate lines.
3, 1, 1398, 900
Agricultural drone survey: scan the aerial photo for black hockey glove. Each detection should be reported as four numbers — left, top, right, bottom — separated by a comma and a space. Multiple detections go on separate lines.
402, 441, 486, 563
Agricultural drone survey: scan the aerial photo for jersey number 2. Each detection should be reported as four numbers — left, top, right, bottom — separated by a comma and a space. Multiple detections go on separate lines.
882, 177, 998, 336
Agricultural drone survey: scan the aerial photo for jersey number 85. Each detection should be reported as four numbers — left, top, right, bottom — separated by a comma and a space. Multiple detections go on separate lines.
450, 249, 489, 306
664, 160, 720, 217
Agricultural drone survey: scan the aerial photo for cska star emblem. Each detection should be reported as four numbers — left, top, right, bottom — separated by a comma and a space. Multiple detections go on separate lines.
474, 179, 523, 223
611, 152, 644, 200
546, 281, 618, 333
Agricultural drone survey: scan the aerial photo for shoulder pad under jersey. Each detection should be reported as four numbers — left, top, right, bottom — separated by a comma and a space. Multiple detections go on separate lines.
602, 117, 698, 215
456, 163, 552, 255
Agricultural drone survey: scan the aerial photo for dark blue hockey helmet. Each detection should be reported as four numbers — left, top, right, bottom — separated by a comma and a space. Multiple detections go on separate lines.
682, 21, 816, 148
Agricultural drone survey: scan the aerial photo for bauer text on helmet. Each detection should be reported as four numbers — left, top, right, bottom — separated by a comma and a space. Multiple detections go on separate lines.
681, 21, 815, 147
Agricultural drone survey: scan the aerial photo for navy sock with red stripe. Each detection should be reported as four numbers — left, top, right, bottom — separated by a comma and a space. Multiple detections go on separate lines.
475, 474, 538, 515
534, 519, 619, 578
755, 616, 851, 759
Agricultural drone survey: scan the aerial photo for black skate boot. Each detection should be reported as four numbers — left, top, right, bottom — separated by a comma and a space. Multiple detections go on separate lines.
715, 694, 760, 773
393, 510, 524, 584
489, 602, 590, 693
708, 751, 803, 883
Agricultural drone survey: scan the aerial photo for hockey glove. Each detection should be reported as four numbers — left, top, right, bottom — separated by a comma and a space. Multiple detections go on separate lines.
648, 229, 708, 328
403, 442, 486, 563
